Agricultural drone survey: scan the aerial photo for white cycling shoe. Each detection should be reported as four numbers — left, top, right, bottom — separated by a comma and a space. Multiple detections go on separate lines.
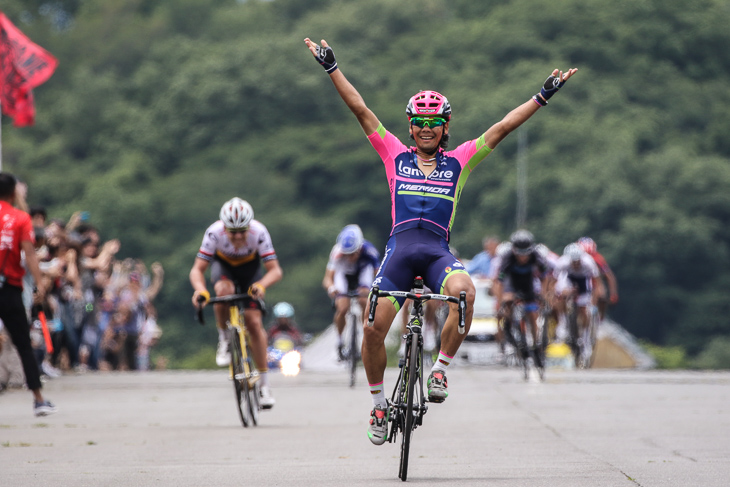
259, 386, 276, 410
216, 339, 230, 367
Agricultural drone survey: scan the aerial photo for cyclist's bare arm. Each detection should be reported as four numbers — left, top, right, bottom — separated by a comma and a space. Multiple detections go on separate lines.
483, 68, 578, 150
249, 259, 283, 299
304, 38, 380, 135
591, 276, 605, 306
189, 257, 210, 306
604, 266, 619, 303
322, 268, 336, 297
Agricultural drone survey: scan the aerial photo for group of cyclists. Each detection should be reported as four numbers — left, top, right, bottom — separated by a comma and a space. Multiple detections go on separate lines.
490, 230, 619, 373
189, 37, 581, 444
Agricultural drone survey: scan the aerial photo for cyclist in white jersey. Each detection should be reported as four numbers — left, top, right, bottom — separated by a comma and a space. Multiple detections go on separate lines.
190, 197, 282, 409
552, 243, 603, 344
323, 224, 380, 359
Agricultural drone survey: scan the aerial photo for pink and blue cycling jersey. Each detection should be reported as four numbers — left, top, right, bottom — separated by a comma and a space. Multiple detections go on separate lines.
367, 123, 493, 242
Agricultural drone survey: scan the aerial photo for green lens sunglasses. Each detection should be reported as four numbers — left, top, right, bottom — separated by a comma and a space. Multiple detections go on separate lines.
410, 117, 447, 128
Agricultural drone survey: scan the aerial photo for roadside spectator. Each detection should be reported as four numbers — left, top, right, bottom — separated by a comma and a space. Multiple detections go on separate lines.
101, 304, 130, 370
0, 172, 57, 416
77, 234, 119, 371
467, 236, 500, 278
137, 303, 162, 371
29, 206, 47, 228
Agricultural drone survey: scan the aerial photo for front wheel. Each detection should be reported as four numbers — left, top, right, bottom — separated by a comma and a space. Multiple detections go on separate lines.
348, 310, 359, 388
399, 335, 419, 481
230, 328, 252, 427
245, 340, 260, 425
581, 307, 600, 369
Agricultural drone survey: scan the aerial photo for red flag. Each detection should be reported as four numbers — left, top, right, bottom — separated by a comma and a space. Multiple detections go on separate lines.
0, 12, 58, 127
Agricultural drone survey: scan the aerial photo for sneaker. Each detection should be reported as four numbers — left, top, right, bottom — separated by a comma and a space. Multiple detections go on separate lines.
216, 339, 230, 367
427, 370, 448, 403
41, 361, 62, 379
367, 404, 389, 445
34, 400, 57, 417
259, 386, 275, 410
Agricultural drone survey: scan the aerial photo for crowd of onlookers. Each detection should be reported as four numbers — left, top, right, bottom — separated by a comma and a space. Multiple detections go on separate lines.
0, 191, 165, 388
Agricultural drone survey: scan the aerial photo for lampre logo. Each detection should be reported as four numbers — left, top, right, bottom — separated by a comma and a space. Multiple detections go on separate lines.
397, 160, 454, 180
398, 160, 423, 178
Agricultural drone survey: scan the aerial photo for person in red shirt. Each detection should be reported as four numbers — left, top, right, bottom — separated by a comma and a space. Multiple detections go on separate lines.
577, 237, 619, 321
0, 172, 57, 416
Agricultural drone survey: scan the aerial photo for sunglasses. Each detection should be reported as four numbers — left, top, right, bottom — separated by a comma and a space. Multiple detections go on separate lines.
410, 117, 447, 128
226, 227, 248, 235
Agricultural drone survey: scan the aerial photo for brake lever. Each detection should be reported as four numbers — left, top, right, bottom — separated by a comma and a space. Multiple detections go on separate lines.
458, 291, 467, 334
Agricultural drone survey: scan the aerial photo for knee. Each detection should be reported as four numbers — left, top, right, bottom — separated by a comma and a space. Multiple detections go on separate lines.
363, 321, 387, 344
214, 280, 233, 295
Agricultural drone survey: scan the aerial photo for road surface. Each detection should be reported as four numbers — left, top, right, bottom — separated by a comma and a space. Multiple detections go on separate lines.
2, 366, 729, 486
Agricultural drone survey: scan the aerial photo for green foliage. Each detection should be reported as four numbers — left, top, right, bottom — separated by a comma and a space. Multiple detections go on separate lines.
4, 0, 730, 365
169, 345, 219, 370
642, 342, 689, 370
691, 336, 730, 370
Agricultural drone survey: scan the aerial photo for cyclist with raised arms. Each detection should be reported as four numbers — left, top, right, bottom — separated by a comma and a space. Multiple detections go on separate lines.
322, 224, 380, 360
304, 37, 577, 445
492, 230, 554, 368
190, 197, 282, 409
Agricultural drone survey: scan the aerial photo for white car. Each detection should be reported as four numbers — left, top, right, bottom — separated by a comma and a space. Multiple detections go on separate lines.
455, 277, 501, 365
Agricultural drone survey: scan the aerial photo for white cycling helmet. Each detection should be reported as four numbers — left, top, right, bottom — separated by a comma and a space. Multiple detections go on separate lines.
564, 243, 584, 262
220, 197, 253, 229
273, 302, 295, 319
337, 224, 364, 255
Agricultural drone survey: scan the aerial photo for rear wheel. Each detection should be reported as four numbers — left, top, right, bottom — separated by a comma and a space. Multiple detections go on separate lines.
230, 328, 252, 427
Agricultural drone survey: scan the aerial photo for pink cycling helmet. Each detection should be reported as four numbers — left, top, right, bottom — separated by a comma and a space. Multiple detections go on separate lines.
406, 90, 452, 120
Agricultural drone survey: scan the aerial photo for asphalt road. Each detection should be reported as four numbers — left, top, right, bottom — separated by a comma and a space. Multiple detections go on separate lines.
2, 366, 729, 486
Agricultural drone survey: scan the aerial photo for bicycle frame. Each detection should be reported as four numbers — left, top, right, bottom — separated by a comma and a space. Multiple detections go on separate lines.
197, 293, 261, 427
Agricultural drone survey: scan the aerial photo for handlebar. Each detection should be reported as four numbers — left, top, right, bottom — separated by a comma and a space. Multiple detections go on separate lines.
367, 286, 467, 334
195, 293, 259, 326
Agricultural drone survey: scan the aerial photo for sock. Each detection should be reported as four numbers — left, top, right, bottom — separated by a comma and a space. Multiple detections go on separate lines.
369, 381, 388, 409
431, 350, 453, 374
259, 370, 269, 388
218, 328, 227, 342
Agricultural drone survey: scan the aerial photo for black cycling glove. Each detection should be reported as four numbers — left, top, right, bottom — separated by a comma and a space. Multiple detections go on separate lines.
533, 74, 567, 106
315, 45, 338, 74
